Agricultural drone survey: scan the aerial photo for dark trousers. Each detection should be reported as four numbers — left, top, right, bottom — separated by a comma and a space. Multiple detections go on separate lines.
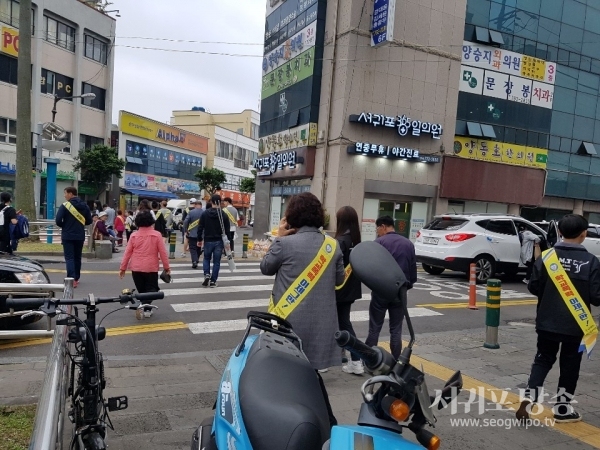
525, 257, 534, 280
62, 240, 84, 281
125, 230, 132, 242
526, 333, 583, 405
336, 302, 360, 361
131, 271, 159, 305
365, 293, 405, 360
316, 371, 337, 428
203, 240, 223, 282
188, 237, 200, 264
227, 231, 235, 252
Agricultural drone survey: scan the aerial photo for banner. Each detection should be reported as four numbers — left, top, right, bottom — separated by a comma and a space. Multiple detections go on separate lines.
453, 136, 547, 169
262, 46, 316, 99
1, 26, 18, 57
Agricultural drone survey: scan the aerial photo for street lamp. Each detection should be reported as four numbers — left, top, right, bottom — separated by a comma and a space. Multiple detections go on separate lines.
51, 92, 96, 123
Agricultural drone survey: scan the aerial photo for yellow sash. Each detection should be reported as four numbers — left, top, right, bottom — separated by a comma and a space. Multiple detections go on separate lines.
268, 235, 337, 320
542, 248, 598, 358
188, 219, 199, 231
223, 207, 236, 225
63, 202, 85, 225
335, 264, 353, 291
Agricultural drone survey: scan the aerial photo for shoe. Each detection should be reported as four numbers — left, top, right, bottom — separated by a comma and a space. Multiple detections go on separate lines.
554, 406, 582, 423
202, 275, 210, 287
342, 361, 364, 375
318, 368, 329, 373
180, 253, 186, 258
73, 280, 79, 288
192, 262, 198, 269
135, 308, 144, 320
209, 281, 218, 288
144, 309, 153, 318
516, 397, 533, 421
523, 279, 529, 284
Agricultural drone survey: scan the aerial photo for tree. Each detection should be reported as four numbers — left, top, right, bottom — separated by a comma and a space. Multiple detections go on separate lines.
195, 167, 226, 196
239, 176, 256, 194
74, 145, 125, 197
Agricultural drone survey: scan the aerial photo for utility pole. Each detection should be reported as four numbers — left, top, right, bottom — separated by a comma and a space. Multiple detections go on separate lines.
15, 0, 35, 220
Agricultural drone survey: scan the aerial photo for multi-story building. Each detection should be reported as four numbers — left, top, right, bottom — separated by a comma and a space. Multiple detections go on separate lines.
171, 108, 259, 222
0, 0, 115, 212
254, 0, 600, 238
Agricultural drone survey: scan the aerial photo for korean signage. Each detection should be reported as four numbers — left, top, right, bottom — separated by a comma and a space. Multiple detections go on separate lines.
126, 140, 204, 168
371, 0, 396, 46
265, 0, 319, 53
218, 190, 251, 207
259, 123, 317, 153
349, 112, 443, 139
263, 21, 317, 75
1, 26, 18, 57
124, 172, 201, 195
347, 143, 441, 163
119, 111, 208, 155
460, 66, 554, 109
262, 46, 315, 99
271, 185, 311, 196
453, 136, 548, 169
253, 147, 316, 180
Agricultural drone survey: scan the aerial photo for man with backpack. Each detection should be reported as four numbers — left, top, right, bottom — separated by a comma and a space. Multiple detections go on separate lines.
56, 187, 92, 288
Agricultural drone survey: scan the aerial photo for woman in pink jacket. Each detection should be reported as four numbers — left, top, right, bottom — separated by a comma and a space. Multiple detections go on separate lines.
119, 210, 171, 319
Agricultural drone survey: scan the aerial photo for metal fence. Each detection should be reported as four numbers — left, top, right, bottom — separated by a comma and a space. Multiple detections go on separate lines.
27, 220, 91, 245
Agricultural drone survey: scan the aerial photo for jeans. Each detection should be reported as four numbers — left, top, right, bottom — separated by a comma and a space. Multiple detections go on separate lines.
62, 240, 84, 281
337, 302, 360, 361
525, 332, 583, 405
365, 293, 405, 360
203, 240, 223, 282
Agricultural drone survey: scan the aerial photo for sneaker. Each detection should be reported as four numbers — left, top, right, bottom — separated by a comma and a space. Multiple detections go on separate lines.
342, 361, 364, 375
209, 281, 218, 288
202, 275, 210, 287
73, 280, 79, 288
554, 405, 582, 423
516, 397, 533, 421
180, 253, 186, 258
144, 309, 153, 318
523, 279, 529, 284
135, 308, 144, 320
317, 368, 328, 373
192, 262, 198, 269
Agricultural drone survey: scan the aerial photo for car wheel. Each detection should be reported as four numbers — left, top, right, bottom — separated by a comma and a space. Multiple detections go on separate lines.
422, 264, 445, 275
473, 255, 495, 282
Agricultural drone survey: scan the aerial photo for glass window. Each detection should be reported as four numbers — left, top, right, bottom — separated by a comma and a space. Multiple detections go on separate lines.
548, 150, 570, 170
81, 83, 106, 111
569, 52, 581, 69
547, 45, 558, 62
570, 154, 591, 173
0, 53, 17, 85
575, 91, 597, 118
486, 220, 517, 235
504, 127, 516, 144
466, 0, 490, 27
515, 128, 528, 145
46, 16, 57, 44
587, 226, 600, 239
536, 42, 548, 59
559, 24, 583, 53
562, 0, 586, 28
524, 39, 537, 56
553, 86, 576, 114
567, 173, 588, 199
582, 31, 600, 60
514, 10, 538, 40
592, 59, 600, 75
573, 116, 594, 141
540, 0, 563, 20
517, 0, 540, 14
512, 35, 525, 53
550, 111, 575, 138
560, 137, 572, 153
546, 169, 568, 196
549, 135, 561, 150
538, 17, 560, 46
580, 55, 592, 72
556, 65, 578, 89
489, 3, 514, 33
585, 5, 600, 34
0, 117, 16, 144
0, 0, 10, 25
57, 22, 67, 48
527, 131, 539, 146
45, 16, 75, 52
85, 35, 94, 60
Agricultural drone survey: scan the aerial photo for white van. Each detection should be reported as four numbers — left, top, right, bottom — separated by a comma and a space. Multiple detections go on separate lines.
167, 199, 189, 230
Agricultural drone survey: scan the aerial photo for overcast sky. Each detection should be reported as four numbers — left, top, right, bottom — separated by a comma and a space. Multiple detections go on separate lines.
111, 0, 266, 125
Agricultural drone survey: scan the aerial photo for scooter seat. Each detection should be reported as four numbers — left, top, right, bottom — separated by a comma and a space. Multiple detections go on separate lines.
240, 332, 330, 450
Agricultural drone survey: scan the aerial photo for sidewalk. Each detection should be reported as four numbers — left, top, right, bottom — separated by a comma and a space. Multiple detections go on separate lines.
2, 324, 600, 449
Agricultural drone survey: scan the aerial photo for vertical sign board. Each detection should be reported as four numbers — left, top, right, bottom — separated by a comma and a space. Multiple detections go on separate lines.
371, 0, 396, 47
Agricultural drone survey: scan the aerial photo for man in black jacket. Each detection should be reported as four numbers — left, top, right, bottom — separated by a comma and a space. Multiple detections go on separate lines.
517, 214, 600, 423
56, 187, 93, 288
198, 194, 230, 287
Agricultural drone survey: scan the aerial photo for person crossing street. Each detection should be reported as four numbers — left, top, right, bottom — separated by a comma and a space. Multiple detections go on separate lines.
197, 194, 230, 287
222, 197, 239, 257
183, 199, 205, 269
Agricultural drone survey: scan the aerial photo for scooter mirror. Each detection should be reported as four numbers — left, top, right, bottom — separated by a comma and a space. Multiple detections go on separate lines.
437, 371, 463, 410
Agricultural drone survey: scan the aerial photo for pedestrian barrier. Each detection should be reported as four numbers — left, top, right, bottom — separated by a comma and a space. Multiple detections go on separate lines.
483, 279, 501, 349
242, 233, 249, 258
467, 263, 478, 310
169, 230, 177, 259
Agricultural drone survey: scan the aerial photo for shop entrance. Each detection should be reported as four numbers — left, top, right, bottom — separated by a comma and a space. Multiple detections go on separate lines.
378, 201, 413, 238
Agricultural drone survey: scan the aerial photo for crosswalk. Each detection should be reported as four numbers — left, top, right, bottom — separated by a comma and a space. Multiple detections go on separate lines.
155, 261, 443, 336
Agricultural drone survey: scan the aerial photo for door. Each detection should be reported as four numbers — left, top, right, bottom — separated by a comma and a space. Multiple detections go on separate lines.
583, 225, 600, 257
484, 219, 521, 264
546, 220, 560, 248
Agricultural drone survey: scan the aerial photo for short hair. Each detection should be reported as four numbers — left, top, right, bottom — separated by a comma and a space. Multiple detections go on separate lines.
206, 202, 212, 209
376, 215, 394, 228
0, 192, 11, 204
128, 210, 134, 215
92, 213, 98, 219
134, 210, 155, 228
224, 197, 233, 204
117, 209, 123, 215
65, 186, 77, 196
210, 194, 221, 205
558, 214, 588, 239
138, 199, 151, 211
285, 192, 324, 229
161, 200, 167, 207
103, 204, 108, 208
151, 201, 159, 209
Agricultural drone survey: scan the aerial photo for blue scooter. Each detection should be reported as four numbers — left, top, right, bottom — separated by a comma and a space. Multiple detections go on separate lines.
191, 241, 463, 450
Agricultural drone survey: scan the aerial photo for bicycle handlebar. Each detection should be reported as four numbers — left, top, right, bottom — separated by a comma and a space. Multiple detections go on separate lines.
6, 291, 164, 309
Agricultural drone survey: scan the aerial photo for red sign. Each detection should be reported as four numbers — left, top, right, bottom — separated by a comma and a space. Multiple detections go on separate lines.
218, 190, 251, 208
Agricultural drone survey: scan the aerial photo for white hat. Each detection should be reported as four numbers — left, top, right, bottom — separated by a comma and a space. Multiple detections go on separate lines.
189, 198, 197, 204
98, 211, 108, 218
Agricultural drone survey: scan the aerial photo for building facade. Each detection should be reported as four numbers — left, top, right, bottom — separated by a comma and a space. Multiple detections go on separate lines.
255, 0, 600, 238
0, 0, 115, 213
170, 109, 258, 222
115, 111, 209, 211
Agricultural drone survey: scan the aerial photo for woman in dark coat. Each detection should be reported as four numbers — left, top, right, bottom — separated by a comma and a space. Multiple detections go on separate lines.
334, 206, 363, 374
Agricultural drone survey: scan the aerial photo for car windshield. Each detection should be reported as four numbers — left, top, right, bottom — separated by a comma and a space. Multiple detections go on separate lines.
424, 218, 468, 231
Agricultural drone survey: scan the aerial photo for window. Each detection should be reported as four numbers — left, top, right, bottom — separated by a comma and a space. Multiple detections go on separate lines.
41, 68, 73, 97
0, 117, 16, 144
251, 123, 259, 140
81, 83, 106, 111
485, 220, 517, 235
216, 140, 234, 160
44, 16, 75, 52
0, 53, 18, 85
587, 227, 600, 239
84, 35, 108, 64
425, 218, 468, 231
79, 134, 104, 150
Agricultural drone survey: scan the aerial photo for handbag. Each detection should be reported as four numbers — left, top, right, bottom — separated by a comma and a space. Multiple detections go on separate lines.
160, 269, 172, 283
217, 208, 236, 273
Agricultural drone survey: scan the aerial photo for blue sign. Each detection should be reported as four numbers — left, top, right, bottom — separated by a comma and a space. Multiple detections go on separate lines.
371, 0, 396, 47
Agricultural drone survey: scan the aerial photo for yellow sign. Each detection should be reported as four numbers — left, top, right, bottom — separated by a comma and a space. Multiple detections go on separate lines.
453, 136, 547, 169
119, 111, 208, 155
1, 26, 18, 57
521, 55, 546, 81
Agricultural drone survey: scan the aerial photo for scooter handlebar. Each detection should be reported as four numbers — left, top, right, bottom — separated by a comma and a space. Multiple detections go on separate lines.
335, 330, 383, 371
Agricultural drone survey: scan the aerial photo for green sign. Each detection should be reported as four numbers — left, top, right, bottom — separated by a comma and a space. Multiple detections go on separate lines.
261, 46, 315, 100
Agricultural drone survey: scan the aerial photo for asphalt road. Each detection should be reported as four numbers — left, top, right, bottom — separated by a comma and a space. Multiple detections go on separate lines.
0, 245, 539, 360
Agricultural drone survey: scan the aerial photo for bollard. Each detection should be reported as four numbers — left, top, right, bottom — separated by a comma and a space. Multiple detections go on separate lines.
242, 233, 249, 258
483, 279, 501, 349
467, 263, 478, 310
169, 230, 177, 259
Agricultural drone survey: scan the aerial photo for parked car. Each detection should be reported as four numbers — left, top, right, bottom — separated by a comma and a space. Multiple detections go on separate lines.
167, 199, 189, 231
415, 214, 547, 282
540, 220, 600, 259
0, 254, 51, 329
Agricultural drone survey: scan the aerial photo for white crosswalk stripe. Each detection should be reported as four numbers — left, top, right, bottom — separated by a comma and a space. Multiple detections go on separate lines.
153, 263, 443, 335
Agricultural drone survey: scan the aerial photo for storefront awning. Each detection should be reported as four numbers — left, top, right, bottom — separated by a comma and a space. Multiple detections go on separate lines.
122, 188, 179, 199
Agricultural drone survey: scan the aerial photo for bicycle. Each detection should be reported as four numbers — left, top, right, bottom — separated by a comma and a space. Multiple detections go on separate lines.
8, 289, 164, 450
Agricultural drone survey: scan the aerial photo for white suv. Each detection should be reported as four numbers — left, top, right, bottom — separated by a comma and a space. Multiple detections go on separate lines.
544, 220, 600, 258
415, 214, 547, 282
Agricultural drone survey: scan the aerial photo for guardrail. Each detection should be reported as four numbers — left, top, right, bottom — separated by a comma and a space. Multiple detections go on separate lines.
28, 220, 91, 245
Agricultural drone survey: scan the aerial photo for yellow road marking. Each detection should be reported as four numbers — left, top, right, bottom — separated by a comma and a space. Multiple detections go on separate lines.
379, 342, 600, 448
417, 299, 537, 309
0, 321, 188, 350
